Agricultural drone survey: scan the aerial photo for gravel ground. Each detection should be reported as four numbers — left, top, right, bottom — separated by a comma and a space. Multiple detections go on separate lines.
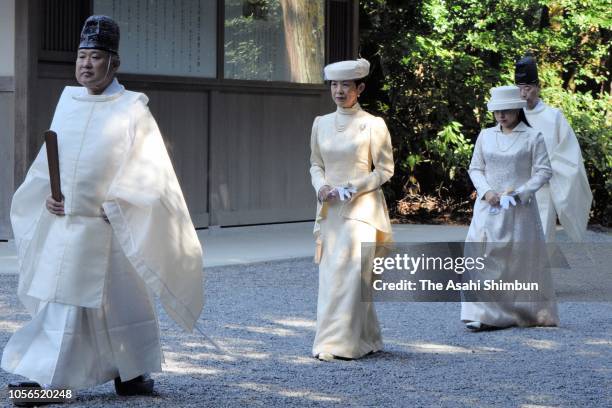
0, 230, 610, 407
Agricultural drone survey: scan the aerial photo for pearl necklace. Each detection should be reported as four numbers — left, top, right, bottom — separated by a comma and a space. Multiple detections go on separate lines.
334, 103, 361, 133
334, 113, 348, 132
496, 130, 521, 152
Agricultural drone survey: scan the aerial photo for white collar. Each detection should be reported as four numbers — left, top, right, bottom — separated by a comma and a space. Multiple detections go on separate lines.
336, 103, 362, 115
72, 78, 125, 102
525, 99, 546, 114
495, 121, 529, 133
102, 78, 123, 96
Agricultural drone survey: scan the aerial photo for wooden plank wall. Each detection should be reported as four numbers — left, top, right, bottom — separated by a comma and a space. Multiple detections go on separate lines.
29, 77, 70, 163
143, 88, 210, 227
0, 87, 15, 239
209, 90, 328, 226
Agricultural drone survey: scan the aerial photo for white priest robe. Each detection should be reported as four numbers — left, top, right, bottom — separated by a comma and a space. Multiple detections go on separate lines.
524, 100, 592, 242
2, 79, 204, 389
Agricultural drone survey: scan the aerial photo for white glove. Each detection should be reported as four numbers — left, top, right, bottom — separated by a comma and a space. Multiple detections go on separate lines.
335, 186, 357, 201
499, 194, 517, 210
489, 194, 517, 214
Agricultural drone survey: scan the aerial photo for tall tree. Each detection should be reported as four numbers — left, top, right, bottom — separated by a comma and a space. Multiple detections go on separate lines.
280, 0, 325, 83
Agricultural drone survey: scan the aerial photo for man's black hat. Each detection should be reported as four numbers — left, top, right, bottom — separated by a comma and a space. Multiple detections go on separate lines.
514, 53, 539, 85
79, 15, 120, 55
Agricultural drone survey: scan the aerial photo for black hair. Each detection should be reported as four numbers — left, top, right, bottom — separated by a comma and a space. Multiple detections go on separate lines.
354, 77, 367, 86
326, 76, 368, 87
518, 109, 531, 127
490, 109, 532, 128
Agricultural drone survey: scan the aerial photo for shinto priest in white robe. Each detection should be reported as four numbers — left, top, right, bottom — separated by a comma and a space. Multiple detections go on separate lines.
524, 100, 592, 242
1, 79, 204, 389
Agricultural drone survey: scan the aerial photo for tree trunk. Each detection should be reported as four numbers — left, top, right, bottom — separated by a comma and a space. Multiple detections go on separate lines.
279, 0, 324, 83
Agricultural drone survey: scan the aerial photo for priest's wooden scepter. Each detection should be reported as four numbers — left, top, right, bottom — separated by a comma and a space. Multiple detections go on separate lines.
44, 130, 62, 202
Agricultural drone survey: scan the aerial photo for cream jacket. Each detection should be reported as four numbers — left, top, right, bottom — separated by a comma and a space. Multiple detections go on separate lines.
309, 104, 394, 253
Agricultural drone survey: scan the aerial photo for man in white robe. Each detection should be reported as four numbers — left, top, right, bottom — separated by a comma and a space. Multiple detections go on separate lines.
515, 54, 592, 242
2, 15, 204, 402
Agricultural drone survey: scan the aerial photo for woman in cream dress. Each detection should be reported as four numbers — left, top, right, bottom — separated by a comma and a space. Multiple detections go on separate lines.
461, 85, 559, 331
309, 59, 394, 360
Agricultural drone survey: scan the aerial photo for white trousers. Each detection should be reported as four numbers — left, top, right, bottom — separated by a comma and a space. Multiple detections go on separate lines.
1, 235, 162, 389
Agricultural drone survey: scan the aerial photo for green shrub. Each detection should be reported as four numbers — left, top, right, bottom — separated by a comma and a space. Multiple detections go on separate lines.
360, 0, 611, 225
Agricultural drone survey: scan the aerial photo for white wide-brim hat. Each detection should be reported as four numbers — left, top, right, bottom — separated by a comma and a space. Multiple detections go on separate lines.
487, 85, 527, 111
324, 58, 370, 81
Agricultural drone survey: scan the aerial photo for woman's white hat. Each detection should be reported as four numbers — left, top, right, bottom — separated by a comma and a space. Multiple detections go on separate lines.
324, 58, 370, 81
487, 85, 527, 111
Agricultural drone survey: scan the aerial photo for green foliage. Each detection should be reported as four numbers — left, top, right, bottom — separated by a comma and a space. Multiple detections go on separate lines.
425, 121, 474, 189
360, 0, 611, 225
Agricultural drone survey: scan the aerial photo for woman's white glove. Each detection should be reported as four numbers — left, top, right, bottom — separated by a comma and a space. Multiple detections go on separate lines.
335, 186, 357, 201
489, 192, 518, 214
499, 194, 517, 210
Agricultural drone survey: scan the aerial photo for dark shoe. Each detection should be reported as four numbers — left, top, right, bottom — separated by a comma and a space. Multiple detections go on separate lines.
466, 321, 500, 332
8, 381, 41, 389
11, 400, 59, 407
8, 382, 63, 407
114, 374, 154, 396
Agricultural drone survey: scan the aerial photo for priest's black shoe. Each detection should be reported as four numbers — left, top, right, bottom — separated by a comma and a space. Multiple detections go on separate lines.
114, 374, 154, 396
8, 382, 61, 407
8, 382, 41, 388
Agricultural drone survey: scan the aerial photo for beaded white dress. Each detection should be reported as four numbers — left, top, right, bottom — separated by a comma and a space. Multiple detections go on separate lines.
461, 122, 559, 327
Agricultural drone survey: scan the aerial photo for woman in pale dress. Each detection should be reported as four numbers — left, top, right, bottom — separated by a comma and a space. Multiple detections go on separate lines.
461, 85, 559, 331
309, 59, 394, 360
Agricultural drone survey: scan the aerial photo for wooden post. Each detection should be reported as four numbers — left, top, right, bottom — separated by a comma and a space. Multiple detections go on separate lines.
14, 0, 39, 187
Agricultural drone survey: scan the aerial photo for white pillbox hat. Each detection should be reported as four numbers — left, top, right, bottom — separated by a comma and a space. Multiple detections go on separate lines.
487, 85, 527, 111
324, 58, 370, 81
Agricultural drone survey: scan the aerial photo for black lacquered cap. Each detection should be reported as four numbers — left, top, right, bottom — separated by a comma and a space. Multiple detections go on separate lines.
79, 15, 120, 55
514, 53, 539, 85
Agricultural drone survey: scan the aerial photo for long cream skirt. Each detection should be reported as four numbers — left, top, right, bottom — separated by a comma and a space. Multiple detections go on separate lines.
312, 203, 383, 359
